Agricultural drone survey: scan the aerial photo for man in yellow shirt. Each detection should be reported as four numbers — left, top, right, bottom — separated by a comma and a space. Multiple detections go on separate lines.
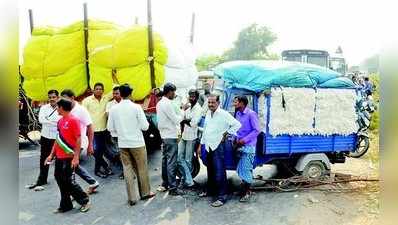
82, 83, 113, 178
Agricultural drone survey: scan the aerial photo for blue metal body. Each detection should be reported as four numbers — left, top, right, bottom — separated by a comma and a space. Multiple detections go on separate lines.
199, 88, 357, 170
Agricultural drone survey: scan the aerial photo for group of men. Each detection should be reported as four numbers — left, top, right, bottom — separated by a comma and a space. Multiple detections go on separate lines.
26, 80, 261, 212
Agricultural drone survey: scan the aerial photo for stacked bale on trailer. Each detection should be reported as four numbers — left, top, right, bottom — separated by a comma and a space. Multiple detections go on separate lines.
20, 20, 198, 101
214, 60, 359, 137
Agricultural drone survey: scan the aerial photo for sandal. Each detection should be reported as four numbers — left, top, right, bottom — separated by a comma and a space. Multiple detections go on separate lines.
198, 191, 208, 197
79, 203, 90, 213
141, 192, 156, 200
211, 200, 224, 207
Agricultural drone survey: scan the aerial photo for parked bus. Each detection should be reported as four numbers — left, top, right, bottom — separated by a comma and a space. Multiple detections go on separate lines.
281, 49, 329, 68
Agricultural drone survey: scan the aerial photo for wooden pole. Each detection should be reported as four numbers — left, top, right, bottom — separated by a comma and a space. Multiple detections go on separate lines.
28, 9, 34, 34
83, 3, 91, 89
147, 0, 156, 89
190, 13, 195, 44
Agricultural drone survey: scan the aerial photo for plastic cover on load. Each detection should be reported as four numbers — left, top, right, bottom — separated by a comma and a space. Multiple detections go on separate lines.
213, 60, 355, 92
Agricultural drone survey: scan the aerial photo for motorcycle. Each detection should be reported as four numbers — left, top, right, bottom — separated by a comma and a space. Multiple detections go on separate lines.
349, 95, 376, 158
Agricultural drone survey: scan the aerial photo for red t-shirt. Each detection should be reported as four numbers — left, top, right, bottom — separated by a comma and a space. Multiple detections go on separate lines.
54, 115, 81, 159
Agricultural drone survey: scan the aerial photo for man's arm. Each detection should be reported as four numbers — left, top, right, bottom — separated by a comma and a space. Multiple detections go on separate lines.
240, 112, 261, 144
107, 109, 116, 135
138, 107, 149, 131
72, 137, 81, 168
86, 124, 94, 155
225, 111, 241, 135
164, 101, 183, 126
38, 106, 57, 125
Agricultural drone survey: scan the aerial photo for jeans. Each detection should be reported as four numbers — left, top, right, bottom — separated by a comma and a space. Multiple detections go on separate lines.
36, 136, 55, 185
93, 131, 110, 173
161, 139, 178, 190
54, 159, 89, 210
178, 139, 195, 186
207, 144, 228, 202
75, 164, 97, 185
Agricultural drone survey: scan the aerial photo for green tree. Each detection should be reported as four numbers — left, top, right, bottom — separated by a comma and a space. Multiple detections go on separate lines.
223, 23, 277, 60
195, 54, 225, 71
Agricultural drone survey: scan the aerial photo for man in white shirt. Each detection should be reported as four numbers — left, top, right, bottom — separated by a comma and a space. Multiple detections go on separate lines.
61, 89, 99, 194
178, 89, 202, 189
27, 90, 61, 191
156, 83, 184, 195
198, 94, 241, 207
107, 84, 156, 206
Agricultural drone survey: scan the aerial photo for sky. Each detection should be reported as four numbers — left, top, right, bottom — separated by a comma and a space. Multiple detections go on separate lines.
19, 0, 397, 66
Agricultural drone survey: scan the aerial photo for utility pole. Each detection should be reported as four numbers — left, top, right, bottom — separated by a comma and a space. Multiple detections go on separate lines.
190, 13, 195, 44
147, 0, 156, 89
28, 9, 34, 34
135, 16, 139, 25
83, 3, 91, 89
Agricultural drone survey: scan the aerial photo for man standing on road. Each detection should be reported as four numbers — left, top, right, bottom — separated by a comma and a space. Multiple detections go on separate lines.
198, 94, 241, 207
107, 84, 156, 206
105, 86, 124, 179
233, 96, 260, 202
61, 90, 99, 194
44, 98, 90, 213
82, 83, 113, 178
178, 89, 202, 189
27, 90, 60, 191
156, 83, 185, 195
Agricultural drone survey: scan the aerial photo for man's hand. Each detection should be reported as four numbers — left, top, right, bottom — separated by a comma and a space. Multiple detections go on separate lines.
44, 155, 53, 166
182, 103, 191, 111
71, 157, 79, 169
87, 145, 94, 156
196, 144, 201, 158
221, 132, 229, 142
237, 139, 245, 145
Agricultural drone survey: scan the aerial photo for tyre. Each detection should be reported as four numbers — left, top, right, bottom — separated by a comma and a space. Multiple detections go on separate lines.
349, 135, 370, 158
302, 161, 328, 179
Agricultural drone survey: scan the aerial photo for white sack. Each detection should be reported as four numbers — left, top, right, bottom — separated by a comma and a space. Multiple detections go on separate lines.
268, 87, 316, 136
314, 88, 358, 135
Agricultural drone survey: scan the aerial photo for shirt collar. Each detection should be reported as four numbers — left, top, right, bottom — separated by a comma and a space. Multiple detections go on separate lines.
237, 107, 249, 116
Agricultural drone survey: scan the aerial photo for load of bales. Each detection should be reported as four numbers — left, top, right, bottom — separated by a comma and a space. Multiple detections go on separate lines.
20, 20, 168, 101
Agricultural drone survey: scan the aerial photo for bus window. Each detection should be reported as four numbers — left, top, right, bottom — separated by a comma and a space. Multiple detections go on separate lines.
283, 56, 302, 63
307, 55, 328, 68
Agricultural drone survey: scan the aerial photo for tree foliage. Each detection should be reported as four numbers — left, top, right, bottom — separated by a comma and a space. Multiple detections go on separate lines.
195, 54, 226, 71
223, 23, 277, 60
195, 23, 278, 71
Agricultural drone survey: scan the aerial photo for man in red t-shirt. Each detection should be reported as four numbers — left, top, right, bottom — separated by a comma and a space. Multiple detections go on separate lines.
45, 98, 90, 213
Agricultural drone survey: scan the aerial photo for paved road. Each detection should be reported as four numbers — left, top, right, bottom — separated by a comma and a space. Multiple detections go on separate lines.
19, 141, 374, 225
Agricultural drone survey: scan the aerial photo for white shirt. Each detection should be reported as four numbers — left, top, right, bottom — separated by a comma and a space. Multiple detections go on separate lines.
106, 99, 119, 113
38, 104, 61, 139
107, 99, 149, 148
105, 99, 120, 137
182, 103, 203, 141
201, 107, 241, 151
156, 97, 183, 139
71, 102, 92, 150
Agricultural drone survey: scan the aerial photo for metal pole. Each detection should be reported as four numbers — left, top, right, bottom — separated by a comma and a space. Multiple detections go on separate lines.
147, 0, 156, 89
28, 9, 34, 34
190, 13, 195, 44
135, 17, 139, 25
83, 3, 91, 89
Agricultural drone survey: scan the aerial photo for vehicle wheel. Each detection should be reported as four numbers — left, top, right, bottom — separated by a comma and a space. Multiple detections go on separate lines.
349, 135, 370, 158
302, 161, 328, 179
176, 156, 201, 179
